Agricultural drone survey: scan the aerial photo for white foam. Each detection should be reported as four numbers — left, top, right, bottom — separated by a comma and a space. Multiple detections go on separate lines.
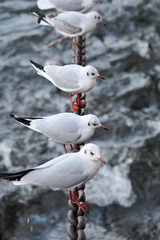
0, 140, 13, 168
86, 155, 136, 207
86, 222, 127, 240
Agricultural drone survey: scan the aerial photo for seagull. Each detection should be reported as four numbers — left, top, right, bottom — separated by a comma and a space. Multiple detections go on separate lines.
0, 143, 106, 214
30, 60, 104, 111
33, 10, 105, 38
37, 0, 102, 12
10, 113, 108, 153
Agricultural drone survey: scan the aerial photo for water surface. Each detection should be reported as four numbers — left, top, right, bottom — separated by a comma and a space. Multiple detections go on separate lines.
0, 0, 160, 239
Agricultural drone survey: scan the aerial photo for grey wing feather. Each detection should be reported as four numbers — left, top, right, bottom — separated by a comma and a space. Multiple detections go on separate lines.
21, 154, 89, 188
54, 18, 82, 34
44, 117, 81, 143
30, 114, 81, 143
51, 0, 84, 11
44, 65, 82, 91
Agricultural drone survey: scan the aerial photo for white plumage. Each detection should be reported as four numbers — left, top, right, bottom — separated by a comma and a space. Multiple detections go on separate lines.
0, 144, 105, 189
33, 11, 105, 38
10, 113, 108, 145
30, 60, 104, 94
37, 0, 100, 13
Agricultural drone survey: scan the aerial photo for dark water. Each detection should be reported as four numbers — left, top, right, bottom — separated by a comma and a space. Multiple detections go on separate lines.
0, 0, 160, 239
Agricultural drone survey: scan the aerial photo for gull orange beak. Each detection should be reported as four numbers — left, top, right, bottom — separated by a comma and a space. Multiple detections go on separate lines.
97, 75, 105, 80
99, 125, 108, 131
97, 157, 106, 164
100, 21, 106, 27
97, 0, 102, 2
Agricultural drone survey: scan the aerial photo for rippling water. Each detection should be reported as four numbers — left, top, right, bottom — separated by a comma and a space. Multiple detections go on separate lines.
1, 0, 160, 239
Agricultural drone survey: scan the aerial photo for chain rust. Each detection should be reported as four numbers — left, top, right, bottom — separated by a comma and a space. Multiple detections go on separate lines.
67, 36, 87, 240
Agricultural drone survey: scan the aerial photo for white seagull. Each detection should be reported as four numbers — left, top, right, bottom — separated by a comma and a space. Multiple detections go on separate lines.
30, 60, 104, 111
0, 143, 106, 214
33, 10, 105, 38
10, 113, 108, 153
37, 0, 102, 12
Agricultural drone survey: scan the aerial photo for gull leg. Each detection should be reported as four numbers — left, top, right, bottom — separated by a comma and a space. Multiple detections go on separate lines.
70, 93, 79, 112
73, 190, 88, 215
69, 190, 88, 215
63, 144, 67, 154
69, 191, 88, 215
77, 94, 86, 107
72, 37, 81, 51
72, 38, 78, 51
70, 144, 79, 152
72, 38, 75, 50
69, 190, 75, 202
75, 37, 82, 50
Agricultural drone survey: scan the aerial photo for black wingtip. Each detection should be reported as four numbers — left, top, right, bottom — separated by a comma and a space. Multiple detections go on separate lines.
30, 60, 44, 71
29, 8, 38, 14
0, 169, 35, 181
32, 10, 45, 18
10, 114, 31, 127
30, 60, 34, 65
10, 113, 15, 119
32, 10, 46, 24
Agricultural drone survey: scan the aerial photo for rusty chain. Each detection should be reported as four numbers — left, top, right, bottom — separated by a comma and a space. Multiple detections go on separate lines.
67, 35, 87, 240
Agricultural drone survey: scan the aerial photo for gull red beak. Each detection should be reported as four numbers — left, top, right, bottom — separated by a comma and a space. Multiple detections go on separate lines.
99, 125, 108, 131
100, 21, 106, 27
97, 0, 102, 2
97, 75, 105, 80
97, 157, 106, 164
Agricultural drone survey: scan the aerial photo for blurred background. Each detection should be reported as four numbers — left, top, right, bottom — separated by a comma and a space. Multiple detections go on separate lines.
0, 0, 160, 239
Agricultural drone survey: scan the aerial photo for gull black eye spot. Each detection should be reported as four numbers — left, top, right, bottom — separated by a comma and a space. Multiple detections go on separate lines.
88, 122, 90, 126
92, 73, 95, 76
87, 72, 89, 76
84, 150, 87, 154
93, 123, 97, 126
90, 152, 94, 156
98, 16, 100, 19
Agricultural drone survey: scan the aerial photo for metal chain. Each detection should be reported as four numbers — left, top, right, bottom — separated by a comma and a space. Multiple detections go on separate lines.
67, 35, 86, 240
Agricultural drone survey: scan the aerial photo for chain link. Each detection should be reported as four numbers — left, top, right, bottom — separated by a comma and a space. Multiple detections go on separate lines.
67, 35, 87, 240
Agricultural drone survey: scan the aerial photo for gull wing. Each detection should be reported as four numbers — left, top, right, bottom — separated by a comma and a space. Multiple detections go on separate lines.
30, 113, 81, 143
54, 11, 84, 32
37, 0, 55, 10
54, 18, 82, 34
44, 65, 82, 91
52, 0, 84, 11
37, 0, 84, 11
21, 153, 89, 188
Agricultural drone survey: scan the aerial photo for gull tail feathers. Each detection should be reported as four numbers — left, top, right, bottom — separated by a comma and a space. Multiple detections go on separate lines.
32, 10, 49, 26
30, 60, 52, 82
0, 169, 34, 183
30, 60, 49, 80
30, 60, 45, 75
10, 114, 43, 132
10, 114, 32, 126
37, 0, 55, 10
32, 10, 55, 27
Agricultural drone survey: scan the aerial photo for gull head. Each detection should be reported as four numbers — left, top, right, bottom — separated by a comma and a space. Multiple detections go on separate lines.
81, 143, 105, 164
87, 114, 108, 131
89, 11, 105, 25
84, 65, 104, 80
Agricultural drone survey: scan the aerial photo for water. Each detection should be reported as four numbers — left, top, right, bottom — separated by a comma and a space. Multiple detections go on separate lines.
0, 0, 160, 239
